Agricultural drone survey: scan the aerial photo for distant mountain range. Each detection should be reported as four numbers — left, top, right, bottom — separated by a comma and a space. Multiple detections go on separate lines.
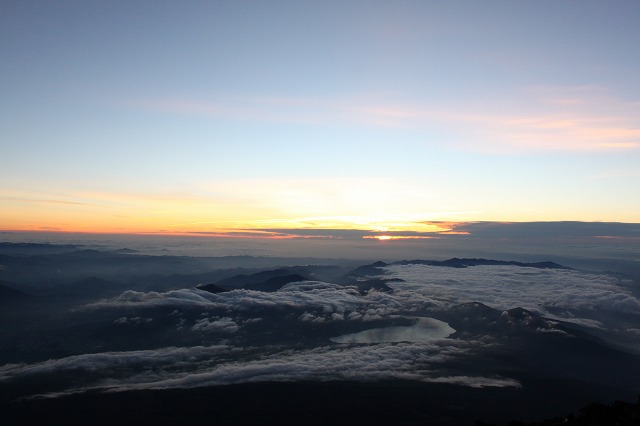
387, 258, 567, 269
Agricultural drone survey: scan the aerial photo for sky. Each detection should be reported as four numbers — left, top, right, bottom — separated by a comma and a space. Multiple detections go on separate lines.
2, 1, 640, 237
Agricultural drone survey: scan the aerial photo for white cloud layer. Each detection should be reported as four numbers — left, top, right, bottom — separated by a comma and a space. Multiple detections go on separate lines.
86, 266, 640, 335
382, 265, 640, 323
0, 340, 519, 395
7, 264, 637, 398
86, 282, 404, 322
191, 317, 239, 333
0, 345, 232, 379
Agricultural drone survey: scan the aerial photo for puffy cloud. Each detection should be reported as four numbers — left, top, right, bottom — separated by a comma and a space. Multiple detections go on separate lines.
298, 312, 325, 323
191, 317, 239, 334
89, 289, 218, 309
330, 312, 344, 321
87, 283, 368, 313
86, 266, 640, 338
85, 282, 405, 326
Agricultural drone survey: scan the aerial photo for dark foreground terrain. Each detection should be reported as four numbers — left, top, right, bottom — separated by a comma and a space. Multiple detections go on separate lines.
2, 379, 639, 425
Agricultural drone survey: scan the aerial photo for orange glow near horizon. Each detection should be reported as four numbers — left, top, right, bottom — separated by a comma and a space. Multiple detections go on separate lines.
363, 235, 436, 241
2, 221, 458, 240
0, 196, 466, 236
5, 174, 638, 239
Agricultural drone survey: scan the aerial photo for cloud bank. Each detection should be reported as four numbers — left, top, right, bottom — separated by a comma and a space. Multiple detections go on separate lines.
5, 263, 638, 399
1, 340, 519, 396
382, 264, 640, 317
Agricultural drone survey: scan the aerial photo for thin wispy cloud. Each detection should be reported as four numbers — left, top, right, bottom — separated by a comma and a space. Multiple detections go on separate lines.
126, 85, 639, 153
0, 196, 104, 208
0, 340, 520, 397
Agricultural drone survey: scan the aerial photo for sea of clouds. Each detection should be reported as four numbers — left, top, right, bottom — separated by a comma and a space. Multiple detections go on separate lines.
2, 264, 639, 397
381, 265, 640, 327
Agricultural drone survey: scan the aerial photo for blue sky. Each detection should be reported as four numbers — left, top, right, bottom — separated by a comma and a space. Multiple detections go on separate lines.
2, 1, 639, 234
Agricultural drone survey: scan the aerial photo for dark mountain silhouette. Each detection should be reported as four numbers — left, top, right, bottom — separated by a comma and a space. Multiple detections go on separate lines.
0, 280, 31, 302
343, 261, 389, 279
352, 278, 400, 294
196, 283, 229, 294
212, 268, 292, 289
501, 396, 640, 425
66, 249, 118, 258
438, 302, 640, 394
0, 248, 345, 291
42, 276, 127, 298
3, 381, 638, 426
442, 302, 564, 337
243, 274, 308, 292
212, 268, 305, 289
113, 248, 138, 254
137, 268, 256, 292
0, 242, 78, 255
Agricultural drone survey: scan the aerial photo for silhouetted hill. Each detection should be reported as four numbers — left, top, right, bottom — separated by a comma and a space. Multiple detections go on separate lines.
244, 274, 308, 292
0, 242, 78, 255
196, 283, 229, 294
0, 280, 31, 302
442, 302, 565, 337
213, 268, 289, 289
344, 262, 389, 279
207, 268, 311, 292
351, 278, 401, 294
113, 248, 137, 254
42, 276, 127, 298
3, 381, 638, 426
506, 396, 640, 425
